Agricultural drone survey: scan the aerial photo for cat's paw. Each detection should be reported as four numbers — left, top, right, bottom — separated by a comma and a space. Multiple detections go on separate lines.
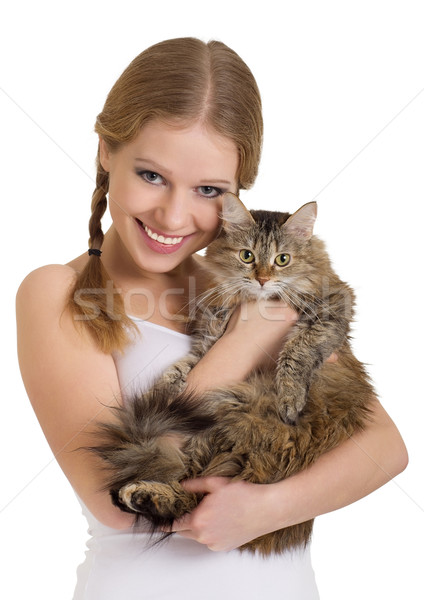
160, 356, 198, 393
277, 383, 308, 424
116, 481, 199, 526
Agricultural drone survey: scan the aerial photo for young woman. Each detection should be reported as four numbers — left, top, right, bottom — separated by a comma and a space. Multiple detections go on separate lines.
16, 37, 407, 599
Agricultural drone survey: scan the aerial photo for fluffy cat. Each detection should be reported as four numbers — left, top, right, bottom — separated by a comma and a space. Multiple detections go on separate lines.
90, 193, 375, 555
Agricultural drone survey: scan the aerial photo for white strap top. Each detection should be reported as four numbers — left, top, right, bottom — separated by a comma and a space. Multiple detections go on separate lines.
113, 317, 192, 400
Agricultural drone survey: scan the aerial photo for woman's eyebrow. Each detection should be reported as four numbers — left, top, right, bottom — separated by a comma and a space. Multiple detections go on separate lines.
198, 179, 231, 186
134, 158, 172, 176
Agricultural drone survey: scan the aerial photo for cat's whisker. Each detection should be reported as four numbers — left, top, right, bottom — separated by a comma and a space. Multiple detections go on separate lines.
272, 287, 319, 321
196, 277, 342, 328
276, 286, 342, 324
194, 287, 226, 309
196, 280, 242, 310
292, 296, 322, 322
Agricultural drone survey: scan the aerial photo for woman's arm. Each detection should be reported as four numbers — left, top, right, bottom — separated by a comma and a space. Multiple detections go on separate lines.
172, 302, 408, 551
185, 300, 300, 392
16, 265, 135, 530
171, 399, 407, 551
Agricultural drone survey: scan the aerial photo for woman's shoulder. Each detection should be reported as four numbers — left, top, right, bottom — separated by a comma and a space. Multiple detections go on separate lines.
18, 251, 87, 290
19, 263, 77, 284
17, 264, 78, 312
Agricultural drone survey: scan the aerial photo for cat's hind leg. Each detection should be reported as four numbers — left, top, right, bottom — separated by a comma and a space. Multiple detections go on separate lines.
116, 480, 200, 527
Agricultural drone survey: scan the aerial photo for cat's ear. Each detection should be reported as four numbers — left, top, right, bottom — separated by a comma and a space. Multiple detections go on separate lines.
220, 193, 255, 229
283, 202, 317, 240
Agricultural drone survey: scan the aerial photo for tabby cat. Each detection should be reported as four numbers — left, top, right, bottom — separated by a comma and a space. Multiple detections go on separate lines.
90, 193, 375, 555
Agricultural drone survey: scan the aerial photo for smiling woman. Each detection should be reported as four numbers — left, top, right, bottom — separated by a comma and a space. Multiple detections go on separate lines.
15, 35, 408, 600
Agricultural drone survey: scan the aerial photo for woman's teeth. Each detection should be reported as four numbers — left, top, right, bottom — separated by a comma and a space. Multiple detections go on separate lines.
142, 224, 183, 245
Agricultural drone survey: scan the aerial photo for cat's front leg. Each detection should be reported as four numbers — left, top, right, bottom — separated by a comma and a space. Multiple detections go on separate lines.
275, 318, 347, 423
115, 480, 200, 527
159, 353, 200, 393
274, 327, 315, 423
159, 313, 228, 393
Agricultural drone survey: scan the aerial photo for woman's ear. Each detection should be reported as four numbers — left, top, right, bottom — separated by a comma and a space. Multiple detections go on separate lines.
98, 136, 111, 172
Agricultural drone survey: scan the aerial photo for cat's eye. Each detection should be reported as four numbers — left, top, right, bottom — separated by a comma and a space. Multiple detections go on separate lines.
239, 249, 255, 264
275, 253, 290, 267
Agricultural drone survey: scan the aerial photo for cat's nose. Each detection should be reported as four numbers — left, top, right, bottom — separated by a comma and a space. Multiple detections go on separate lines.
257, 277, 270, 287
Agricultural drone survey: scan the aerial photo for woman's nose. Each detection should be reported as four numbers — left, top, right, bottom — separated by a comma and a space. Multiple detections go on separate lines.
156, 188, 191, 232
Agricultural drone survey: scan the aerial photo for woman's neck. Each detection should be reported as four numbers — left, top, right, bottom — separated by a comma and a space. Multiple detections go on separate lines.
98, 227, 206, 330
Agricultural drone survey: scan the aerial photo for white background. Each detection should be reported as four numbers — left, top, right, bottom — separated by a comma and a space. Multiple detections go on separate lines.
1, 1, 423, 598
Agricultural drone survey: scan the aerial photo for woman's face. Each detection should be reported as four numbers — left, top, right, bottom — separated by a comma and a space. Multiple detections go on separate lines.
100, 120, 239, 275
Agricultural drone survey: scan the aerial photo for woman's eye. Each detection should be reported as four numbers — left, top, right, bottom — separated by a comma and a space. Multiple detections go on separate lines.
138, 170, 164, 185
275, 253, 290, 267
198, 186, 223, 198
239, 249, 255, 264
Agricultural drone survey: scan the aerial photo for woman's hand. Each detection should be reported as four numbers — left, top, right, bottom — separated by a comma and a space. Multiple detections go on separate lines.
169, 477, 276, 552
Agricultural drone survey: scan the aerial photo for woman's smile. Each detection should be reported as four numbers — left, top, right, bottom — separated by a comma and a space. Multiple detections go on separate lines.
135, 218, 190, 254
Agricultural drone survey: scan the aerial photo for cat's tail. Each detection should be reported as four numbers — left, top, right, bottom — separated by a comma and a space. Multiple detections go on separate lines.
84, 385, 215, 498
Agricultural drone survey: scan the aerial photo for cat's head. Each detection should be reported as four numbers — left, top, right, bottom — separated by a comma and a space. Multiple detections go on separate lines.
204, 193, 329, 305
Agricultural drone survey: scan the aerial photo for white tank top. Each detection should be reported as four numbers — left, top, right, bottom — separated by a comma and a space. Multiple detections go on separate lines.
73, 318, 320, 599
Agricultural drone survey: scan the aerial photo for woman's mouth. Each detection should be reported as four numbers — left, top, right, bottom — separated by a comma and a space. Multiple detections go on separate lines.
142, 223, 183, 245
135, 219, 189, 253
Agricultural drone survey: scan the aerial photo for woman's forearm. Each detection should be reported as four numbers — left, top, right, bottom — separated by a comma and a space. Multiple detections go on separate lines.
267, 399, 408, 529
185, 331, 262, 392
185, 301, 299, 393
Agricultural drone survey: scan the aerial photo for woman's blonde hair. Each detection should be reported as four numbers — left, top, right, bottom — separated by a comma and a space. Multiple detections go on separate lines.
69, 37, 263, 352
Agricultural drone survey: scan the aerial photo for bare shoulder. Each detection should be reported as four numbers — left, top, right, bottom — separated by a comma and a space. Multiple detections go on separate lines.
16, 265, 80, 344
16, 261, 113, 390
17, 263, 77, 306
16, 261, 115, 404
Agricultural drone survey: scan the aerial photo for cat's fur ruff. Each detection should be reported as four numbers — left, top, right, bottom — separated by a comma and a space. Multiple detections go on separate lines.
89, 193, 375, 555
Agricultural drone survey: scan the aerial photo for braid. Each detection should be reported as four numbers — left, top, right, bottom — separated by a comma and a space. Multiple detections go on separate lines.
88, 160, 108, 252
68, 150, 136, 353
